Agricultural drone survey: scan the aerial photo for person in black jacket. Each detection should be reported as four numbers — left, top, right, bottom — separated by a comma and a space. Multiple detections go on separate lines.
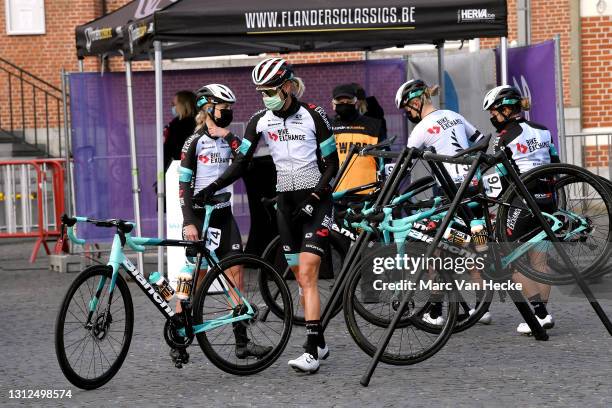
163, 90, 197, 172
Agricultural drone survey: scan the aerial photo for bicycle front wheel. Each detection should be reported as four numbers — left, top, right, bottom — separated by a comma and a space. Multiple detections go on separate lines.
343, 250, 458, 365
194, 254, 293, 375
55, 265, 134, 390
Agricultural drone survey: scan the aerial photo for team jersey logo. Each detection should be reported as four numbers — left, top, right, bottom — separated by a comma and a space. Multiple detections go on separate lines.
516, 143, 528, 154
427, 126, 441, 134
268, 132, 279, 141
315, 228, 329, 237
198, 154, 210, 164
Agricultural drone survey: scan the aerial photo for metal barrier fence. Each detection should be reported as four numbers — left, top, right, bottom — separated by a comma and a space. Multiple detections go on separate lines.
564, 133, 612, 180
0, 159, 65, 262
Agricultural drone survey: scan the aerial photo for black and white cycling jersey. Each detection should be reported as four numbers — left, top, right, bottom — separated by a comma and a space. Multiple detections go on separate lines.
178, 127, 241, 226
408, 109, 483, 183
493, 118, 560, 174
215, 97, 339, 194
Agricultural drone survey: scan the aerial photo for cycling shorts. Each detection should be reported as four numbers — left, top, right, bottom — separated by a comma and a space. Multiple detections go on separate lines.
276, 189, 334, 265
505, 179, 557, 242
184, 205, 243, 261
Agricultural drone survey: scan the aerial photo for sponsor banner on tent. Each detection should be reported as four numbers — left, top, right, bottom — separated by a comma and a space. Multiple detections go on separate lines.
408, 49, 497, 137
75, 0, 177, 57
501, 40, 559, 149
125, 0, 507, 59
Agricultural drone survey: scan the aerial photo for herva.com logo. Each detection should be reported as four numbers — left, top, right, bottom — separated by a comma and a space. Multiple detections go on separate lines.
457, 8, 496, 23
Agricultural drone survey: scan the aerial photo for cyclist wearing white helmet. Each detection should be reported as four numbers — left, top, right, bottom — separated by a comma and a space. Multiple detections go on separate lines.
484, 85, 560, 335
396, 79, 492, 325
199, 58, 339, 374
172, 83, 272, 365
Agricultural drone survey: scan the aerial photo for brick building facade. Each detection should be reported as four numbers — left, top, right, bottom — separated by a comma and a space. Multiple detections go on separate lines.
1, 1, 611, 137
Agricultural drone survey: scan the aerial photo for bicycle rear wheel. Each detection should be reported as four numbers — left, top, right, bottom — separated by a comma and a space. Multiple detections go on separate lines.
194, 254, 293, 375
495, 164, 612, 285
343, 249, 458, 365
55, 265, 133, 390
259, 235, 344, 325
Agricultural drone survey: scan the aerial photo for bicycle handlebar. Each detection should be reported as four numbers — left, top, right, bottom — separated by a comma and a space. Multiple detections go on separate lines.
62, 214, 137, 246
359, 136, 397, 154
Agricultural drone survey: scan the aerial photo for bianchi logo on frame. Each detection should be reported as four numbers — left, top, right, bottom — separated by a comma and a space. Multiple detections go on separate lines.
457, 9, 496, 23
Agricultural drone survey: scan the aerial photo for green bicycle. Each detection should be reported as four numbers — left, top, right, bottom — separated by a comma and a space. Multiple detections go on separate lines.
54, 193, 293, 390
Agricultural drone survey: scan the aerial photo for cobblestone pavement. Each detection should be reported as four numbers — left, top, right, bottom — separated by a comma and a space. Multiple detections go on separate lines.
1, 239, 611, 407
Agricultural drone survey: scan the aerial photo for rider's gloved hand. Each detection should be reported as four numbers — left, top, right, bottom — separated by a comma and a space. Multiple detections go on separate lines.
194, 181, 219, 204
183, 224, 199, 241
292, 192, 321, 221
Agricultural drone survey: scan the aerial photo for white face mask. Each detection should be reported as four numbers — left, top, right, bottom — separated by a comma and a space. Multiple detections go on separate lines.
263, 93, 285, 111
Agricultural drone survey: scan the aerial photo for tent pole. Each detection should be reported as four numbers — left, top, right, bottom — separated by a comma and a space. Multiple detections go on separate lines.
554, 34, 567, 162
154, 41, 165, 276
125, 60, 145, 276
436, 41, 445, 109
78, 59, 84, 72
500, 37, 509, 85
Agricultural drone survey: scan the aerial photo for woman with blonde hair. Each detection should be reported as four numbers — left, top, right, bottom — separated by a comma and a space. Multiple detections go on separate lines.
170, 84, 272, 366
199, 58, 339, 374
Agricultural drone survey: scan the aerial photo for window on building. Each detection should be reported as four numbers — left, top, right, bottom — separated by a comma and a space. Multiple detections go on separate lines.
5, 0, 45, 35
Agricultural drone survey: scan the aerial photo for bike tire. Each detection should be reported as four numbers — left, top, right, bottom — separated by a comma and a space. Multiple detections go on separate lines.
343, 258, 458, 365
55, 265, 134, 390
495, 164, 612, 285
259, 235, 345, 325
194, 254, 293, 375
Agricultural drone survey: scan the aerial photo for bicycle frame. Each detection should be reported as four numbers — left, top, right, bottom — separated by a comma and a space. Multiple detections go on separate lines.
66, 203, 255, 337
361, 148, 612, 386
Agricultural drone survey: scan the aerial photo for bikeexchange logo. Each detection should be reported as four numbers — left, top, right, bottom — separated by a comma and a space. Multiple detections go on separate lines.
457, 8, 496, 23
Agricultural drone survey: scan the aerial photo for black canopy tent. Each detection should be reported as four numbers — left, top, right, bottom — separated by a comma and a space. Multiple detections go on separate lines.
125, 0, 507, 59
75, 0, 176, 60
76, 0, 508, 273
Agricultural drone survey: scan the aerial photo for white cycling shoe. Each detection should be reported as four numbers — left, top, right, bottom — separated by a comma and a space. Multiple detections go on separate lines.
422, 312, 445, 326
517, 314, 555, 335
288, 353, 320, 374
318, 344, 330, 360
468, 309, 492, 325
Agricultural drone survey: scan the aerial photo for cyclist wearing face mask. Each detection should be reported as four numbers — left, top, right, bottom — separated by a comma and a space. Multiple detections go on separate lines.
173, 84, 272, 365
484, 85, 560, 335
331, 83, 383, 195
198, 58, 339, 374
396, 79, 484, 184
396, 79, 492, 325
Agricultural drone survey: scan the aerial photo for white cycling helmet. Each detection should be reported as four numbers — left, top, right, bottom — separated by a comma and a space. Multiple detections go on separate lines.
196, 84, 236, 109
482, 85, 521, 111
395, 79, 427, 109
252, 57, 294, 89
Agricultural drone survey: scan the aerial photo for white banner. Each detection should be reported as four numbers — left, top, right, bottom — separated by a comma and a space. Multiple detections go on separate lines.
407, 49, 497, 138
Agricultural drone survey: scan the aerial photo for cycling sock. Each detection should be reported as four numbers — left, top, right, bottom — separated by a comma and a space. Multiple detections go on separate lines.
305, 321, 322, 359
528, 294, 548, 319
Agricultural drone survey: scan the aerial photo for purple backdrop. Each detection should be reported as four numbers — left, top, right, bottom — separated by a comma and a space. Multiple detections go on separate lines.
498, 40, 559, 148
69, 60, 407, 240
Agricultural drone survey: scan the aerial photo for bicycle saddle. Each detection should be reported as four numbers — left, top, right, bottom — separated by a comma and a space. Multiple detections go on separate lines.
451, 134, 492, 158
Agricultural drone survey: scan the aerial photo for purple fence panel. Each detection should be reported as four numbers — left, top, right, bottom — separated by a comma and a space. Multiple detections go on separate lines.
69, 59, 407, 240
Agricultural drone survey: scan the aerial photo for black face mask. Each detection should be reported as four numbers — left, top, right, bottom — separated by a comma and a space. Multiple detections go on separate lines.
212, 108, 233, 128
490, 116, 506, 132
335, 104, 358, 121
